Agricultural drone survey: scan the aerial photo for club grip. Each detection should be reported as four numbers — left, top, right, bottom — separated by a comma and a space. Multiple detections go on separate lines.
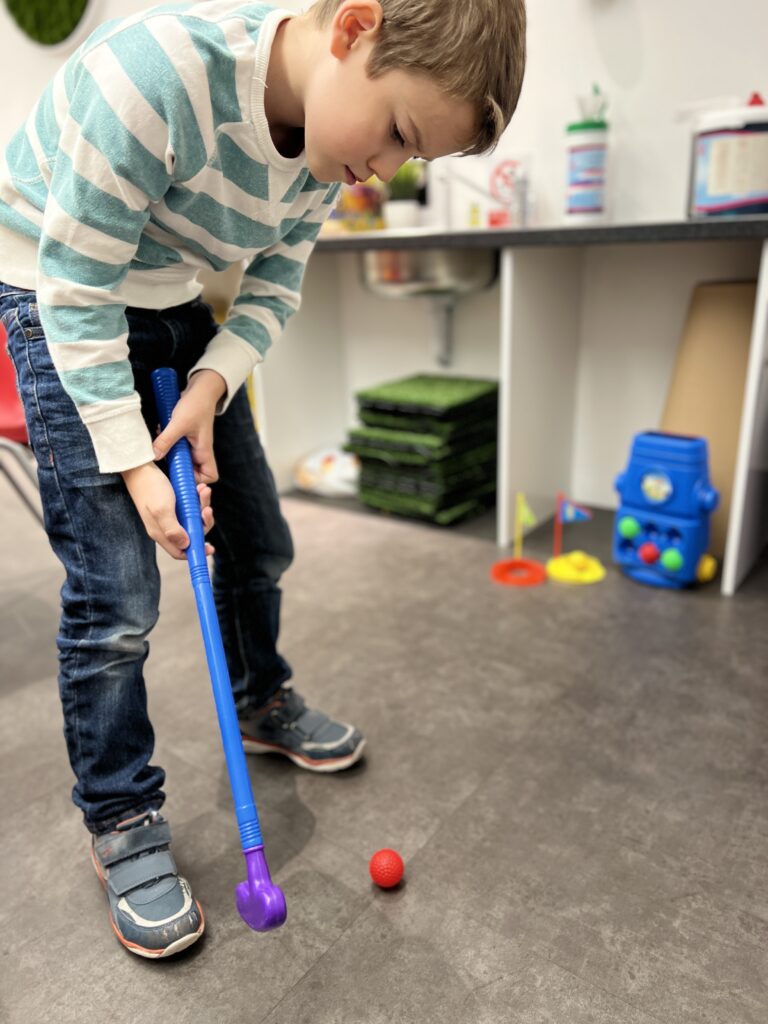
151, 368, 207, 572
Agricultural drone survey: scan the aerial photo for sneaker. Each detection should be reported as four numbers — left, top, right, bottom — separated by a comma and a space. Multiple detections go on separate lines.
239, 686, 365, 773
91, 810, 204, 958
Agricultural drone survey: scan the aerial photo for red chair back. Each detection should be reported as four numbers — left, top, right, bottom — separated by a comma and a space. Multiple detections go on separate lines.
0, 323, 28, 444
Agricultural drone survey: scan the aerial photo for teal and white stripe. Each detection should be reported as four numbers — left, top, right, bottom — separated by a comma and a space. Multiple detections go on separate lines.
0, 2, 339, 472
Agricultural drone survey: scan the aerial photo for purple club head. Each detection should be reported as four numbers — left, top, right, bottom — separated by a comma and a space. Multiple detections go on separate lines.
235, 846, 287, 931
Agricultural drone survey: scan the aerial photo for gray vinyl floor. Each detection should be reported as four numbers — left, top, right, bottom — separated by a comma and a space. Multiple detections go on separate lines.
1, 487, 767, 1024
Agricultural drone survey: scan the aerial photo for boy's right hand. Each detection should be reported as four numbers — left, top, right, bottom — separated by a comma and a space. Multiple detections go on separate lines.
122, 462, 215, 560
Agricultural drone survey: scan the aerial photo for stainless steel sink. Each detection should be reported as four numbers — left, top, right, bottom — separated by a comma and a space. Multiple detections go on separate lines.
359, 248, 497, 366
360, 248, 497, 298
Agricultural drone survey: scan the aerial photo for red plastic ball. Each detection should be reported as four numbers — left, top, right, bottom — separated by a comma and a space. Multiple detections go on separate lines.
638, 541, 660, 564
369, 848, 404, 888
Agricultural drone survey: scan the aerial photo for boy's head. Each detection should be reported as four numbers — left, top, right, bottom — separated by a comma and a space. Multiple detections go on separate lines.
302, 0, 526, 184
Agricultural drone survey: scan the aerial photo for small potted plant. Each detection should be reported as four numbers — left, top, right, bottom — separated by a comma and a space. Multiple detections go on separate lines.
383, 160, 425, 229
4, 0, 97, 52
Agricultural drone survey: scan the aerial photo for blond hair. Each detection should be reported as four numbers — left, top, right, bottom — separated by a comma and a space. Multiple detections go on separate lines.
311, 0, 526, 155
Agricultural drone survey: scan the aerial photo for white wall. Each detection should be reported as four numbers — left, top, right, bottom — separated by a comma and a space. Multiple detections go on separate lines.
433, 0, 768, 228
0, 0, 304, 147
10, 0, 766, 219
572, 240, 763, 506
0, 2, 143, 145
260, 250, 502, 492
5, 0, 764, 225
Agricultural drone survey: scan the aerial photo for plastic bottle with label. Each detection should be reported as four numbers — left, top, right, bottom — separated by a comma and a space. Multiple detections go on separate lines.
565, 85, 609, 223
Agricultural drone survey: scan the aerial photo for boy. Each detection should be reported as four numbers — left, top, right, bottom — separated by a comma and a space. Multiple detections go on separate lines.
0, 0, 526, 957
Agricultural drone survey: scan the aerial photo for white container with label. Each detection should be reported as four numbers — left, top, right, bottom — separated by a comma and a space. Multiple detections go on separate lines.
689, 94, 768, 217
565, 120, 608, 223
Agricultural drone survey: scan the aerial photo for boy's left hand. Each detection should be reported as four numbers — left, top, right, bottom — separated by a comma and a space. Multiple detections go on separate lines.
152, 369, 227, 484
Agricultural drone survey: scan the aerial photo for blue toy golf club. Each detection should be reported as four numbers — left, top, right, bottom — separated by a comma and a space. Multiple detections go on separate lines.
151, 367, 286, 932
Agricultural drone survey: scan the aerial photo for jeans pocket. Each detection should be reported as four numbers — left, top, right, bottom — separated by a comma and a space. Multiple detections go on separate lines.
0, 304, 16, 333
5, 305, 94, 475
70, 467, 123, 488
0, 283, 35, 301
3, 326, 24, 407
17, 300, 46, 341
0, 286, 35, 329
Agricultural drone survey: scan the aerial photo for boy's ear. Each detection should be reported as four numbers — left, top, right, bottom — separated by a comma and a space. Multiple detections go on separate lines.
329, 0, 383, 59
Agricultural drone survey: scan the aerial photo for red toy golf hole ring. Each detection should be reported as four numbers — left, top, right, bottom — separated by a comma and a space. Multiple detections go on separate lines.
490, 558, 547, 588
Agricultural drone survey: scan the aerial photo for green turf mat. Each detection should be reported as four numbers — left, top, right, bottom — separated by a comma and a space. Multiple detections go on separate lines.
345, 423, 496, 463
361, 477, 496, 512
359, 481, 496, 525
359, 409, 497, 439
360, 459, 497, 498
345, 445, 429, 466
350, 426, 446, 451
356, 374, 498, 420
346, 439, 497, 470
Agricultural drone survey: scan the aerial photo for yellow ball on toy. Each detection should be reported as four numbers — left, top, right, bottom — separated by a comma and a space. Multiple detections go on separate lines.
696, 553, 717, 583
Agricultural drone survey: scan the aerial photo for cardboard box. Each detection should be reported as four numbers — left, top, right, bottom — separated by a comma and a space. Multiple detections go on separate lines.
661, 282, 755, 557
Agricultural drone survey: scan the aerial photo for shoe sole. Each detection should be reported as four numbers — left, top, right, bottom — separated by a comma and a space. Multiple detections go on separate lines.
107, 913, 204, 959
91, 844, 205, 958
241, 735, 366, 773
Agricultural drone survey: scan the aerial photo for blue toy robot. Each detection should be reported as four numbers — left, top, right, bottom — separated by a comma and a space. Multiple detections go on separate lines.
613, 432, 719, 589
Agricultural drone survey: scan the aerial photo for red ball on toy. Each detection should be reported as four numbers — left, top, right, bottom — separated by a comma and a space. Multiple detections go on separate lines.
638, 541, 660, 564
369, 848, 404, 888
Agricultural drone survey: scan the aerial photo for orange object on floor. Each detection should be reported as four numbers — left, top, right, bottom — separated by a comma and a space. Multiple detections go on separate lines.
490, 557, 547, 587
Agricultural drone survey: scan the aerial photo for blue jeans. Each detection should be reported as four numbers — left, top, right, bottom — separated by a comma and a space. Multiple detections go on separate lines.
0, 283, 293, 833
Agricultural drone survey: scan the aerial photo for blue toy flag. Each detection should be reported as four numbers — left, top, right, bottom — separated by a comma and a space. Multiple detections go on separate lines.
560, 498, 592, 523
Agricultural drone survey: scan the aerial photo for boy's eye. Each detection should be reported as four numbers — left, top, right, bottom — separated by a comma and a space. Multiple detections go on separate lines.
392, 124, 406, 148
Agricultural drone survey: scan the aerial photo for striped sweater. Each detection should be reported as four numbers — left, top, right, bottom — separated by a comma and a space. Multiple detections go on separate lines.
0, 2, 339, 472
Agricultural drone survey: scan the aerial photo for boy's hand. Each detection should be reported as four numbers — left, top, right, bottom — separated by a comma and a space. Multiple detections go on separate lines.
122, 463, 215, 560
152, 369, 227, 484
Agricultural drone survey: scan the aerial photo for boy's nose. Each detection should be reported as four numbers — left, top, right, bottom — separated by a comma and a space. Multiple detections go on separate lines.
370, 154, 409, 184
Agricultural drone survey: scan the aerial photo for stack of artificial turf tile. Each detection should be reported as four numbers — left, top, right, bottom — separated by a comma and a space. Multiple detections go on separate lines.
344, 374, 498, 525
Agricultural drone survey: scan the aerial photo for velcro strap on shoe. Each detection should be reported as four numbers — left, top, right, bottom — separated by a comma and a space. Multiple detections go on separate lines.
107, 850, 178, 897
95, 820, 172, 867
294, 708, 331, 740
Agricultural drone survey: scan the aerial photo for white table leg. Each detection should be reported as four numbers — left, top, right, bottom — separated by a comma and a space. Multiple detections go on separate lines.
497, 249, 515, 548
722, 238, 768, 595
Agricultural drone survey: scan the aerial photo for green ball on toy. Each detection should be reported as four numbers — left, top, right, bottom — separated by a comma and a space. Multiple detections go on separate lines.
618, 515, 641, 540
660, 548, 684, 572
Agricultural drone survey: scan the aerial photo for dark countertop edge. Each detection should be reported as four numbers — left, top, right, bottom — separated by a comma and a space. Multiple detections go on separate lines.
315, 217, 768, 252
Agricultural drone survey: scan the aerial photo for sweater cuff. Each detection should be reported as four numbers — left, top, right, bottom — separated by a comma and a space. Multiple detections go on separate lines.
188, 330, 263, 413
84, 407, 156, 474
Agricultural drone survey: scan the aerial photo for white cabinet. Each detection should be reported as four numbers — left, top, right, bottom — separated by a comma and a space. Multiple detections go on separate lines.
258, 221, 768, 596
